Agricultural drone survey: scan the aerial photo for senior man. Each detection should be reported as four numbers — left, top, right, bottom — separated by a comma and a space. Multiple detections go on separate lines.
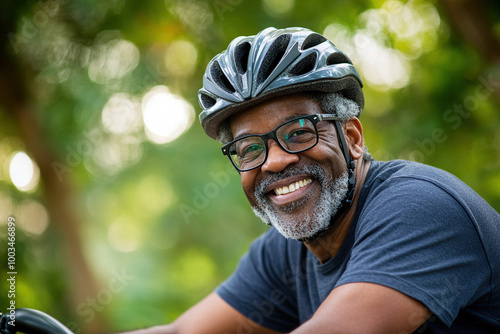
127, 27, 500, 334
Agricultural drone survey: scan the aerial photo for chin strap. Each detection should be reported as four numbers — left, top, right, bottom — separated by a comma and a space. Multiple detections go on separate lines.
297, 120, 356, 243
334, 120, 356, 205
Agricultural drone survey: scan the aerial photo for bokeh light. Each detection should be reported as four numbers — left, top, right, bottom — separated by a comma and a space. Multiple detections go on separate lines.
9, 151, 40, 192
354, 31, 410, 89
89, 38, 140, 84
164, 40, 198, 77
167, 0, 214, 33
324, 24, 410, 90
87, 134, 143, 175
102, 93, 143, 134
17, 200, 50, 236
262, 0, 295, 16
141, 85, 195, 144
323, 0, 441, 91
108, 217, 143, 252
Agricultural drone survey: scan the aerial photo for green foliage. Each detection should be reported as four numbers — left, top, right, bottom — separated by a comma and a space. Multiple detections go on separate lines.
0, 0, 499, 332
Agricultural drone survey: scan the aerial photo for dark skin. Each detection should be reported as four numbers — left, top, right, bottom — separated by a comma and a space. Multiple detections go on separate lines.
124, 94, 431, 334
229, 94, 369, 263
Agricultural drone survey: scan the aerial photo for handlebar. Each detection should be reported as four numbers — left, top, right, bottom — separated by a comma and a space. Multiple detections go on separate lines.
0, 308, 74, 334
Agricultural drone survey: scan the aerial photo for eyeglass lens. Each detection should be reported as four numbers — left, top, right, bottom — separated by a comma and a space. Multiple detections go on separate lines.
228, 117, 318, 170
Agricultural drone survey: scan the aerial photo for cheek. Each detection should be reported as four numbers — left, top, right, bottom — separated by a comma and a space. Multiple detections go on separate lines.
307, 142, 346, 175
316, 132, 341, 157
240, 172, 258, 206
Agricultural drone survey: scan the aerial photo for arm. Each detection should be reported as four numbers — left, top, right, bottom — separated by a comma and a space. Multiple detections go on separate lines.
123, 292, 282, 334
291, 282, 431, 334
126, 284, 429, 334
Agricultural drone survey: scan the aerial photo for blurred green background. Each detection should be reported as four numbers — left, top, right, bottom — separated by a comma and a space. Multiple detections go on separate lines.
0, 0, 499, 333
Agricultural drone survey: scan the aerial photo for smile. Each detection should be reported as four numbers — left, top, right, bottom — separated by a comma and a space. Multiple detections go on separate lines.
273, 178, 312, 196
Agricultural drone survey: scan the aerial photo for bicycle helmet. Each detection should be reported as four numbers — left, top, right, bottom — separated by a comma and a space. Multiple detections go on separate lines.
198, 26, 364, 140
199, 27, 364, 242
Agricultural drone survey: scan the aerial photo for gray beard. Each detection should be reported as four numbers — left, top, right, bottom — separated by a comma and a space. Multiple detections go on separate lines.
252, 164, 349, 240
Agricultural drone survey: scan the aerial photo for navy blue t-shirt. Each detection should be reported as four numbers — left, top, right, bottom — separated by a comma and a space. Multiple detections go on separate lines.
216, 160, 500, 333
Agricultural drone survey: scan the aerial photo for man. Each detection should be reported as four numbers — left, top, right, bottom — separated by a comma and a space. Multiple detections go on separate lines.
129, 27, 500, 333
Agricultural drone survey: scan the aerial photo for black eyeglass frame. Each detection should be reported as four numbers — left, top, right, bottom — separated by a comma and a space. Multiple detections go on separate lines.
221, 114, 342, 172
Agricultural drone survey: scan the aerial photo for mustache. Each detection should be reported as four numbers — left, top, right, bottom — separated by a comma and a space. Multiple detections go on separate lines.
254, 164, 326, 198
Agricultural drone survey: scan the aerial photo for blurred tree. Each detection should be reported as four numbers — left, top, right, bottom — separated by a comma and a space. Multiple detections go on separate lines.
440, 0, 500, 103
0, 1, 107, 333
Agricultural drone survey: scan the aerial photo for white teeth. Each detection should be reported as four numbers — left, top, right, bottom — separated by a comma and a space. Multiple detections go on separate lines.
273, 178, 312, 196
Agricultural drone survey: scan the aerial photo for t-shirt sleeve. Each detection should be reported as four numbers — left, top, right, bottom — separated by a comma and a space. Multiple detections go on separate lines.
336, 176, 492, 326
216, 228, 300, 332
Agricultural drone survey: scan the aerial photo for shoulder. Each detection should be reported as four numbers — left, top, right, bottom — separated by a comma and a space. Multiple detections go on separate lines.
353, 160, 500, 279
356, 161, 472, 238
345, 160, 500, 326
361, 160, 458, 213
366, 159, 463, 189
353, 160, 500, 287
362, 160, 499, 231
362, 160, 494, 215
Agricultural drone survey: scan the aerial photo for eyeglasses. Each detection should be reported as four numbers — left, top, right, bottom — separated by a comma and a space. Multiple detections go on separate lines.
222, 114, 342, 172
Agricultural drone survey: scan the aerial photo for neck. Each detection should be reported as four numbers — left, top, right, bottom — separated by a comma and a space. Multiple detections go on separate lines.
304, 158, 371, 264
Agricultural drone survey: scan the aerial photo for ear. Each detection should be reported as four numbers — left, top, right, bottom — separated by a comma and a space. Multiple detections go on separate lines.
343, 117, 364, 160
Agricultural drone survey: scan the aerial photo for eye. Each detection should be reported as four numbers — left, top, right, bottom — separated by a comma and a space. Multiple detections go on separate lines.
234, 140, 265, 163
284, 127, 316, 144
279, 118, 317, 144
285, 129, 309, 139
242, 143, 263, 155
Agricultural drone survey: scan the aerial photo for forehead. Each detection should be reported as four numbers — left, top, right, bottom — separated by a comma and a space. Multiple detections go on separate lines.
228, 94, 321, 138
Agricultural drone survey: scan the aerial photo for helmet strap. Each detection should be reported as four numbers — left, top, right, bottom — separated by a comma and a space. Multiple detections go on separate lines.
333, 120, 356, 205
297, 120, 356, 243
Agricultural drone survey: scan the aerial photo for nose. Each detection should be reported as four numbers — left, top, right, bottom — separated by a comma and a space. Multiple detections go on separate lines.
260, 140, 299, 173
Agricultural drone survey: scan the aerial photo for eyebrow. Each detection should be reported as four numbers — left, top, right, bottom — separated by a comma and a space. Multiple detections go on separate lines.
233, 113, 311, 139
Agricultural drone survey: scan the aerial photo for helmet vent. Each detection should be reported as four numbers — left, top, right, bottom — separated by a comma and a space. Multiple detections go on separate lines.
200, 93, 216, 109
257, 33, 291, 84
234, 42, 251, 74
289, 52, 317, 76
326, 52, 352, 65
301, 33, 327, 50
211, 60, 236, 93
